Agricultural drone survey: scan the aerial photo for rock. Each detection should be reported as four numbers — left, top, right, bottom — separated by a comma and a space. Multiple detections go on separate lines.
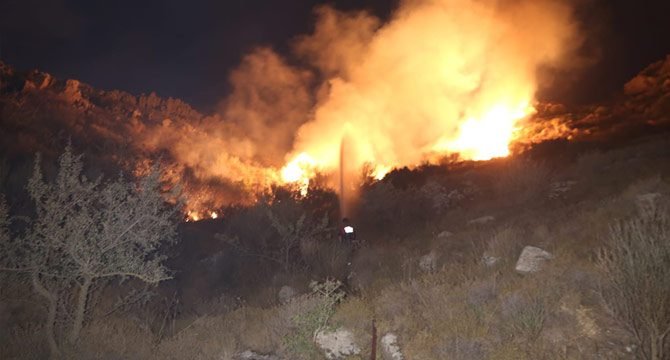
548, 180, 577, 199
436, 230, 453, 239
278, 286, 297, 304
481, 254, 500, 267
315, 328, 361, 359
381, 333, 405, 360
636, 192, 662, 206
234, 350, 280, 360
418, 251, 437, 273
468, 215, 495, 226
515, 246, 553, 273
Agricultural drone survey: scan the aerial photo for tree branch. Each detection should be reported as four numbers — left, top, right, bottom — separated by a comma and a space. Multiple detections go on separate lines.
97, 272, 172, 283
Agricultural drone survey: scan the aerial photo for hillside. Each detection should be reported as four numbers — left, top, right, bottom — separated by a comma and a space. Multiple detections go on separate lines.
1, 57, 670, 359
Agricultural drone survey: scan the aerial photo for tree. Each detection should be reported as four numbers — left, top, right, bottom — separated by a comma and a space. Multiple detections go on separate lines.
0, 195, 8, 251
267, 209, 329, 272
217, 188, 331, 273
0, 145, 181, 357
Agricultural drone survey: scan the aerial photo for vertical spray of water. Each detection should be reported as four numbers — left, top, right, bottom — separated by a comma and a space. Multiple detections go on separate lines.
339, 135, 346, 218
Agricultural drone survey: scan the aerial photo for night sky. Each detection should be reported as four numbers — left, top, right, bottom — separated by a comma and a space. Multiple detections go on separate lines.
1, 0, 668, 112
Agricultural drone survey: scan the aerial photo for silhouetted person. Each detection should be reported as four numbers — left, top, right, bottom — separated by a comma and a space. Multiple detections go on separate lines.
340, 217, 360, 249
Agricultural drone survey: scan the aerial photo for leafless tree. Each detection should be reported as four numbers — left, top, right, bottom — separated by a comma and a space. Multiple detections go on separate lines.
267, 210, 329, 272
0, 145, 181, 358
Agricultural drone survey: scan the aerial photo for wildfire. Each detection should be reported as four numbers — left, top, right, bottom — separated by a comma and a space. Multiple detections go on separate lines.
185, 210, 220, 222
434, 103, 536, 160
145, 0, 582, 221
280, 152, 318, 195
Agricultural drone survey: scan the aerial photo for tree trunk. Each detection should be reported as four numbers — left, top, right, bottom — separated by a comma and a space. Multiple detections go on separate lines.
31, 271, 59, 359
69, 275, 93, 344
370, 319, 377, 360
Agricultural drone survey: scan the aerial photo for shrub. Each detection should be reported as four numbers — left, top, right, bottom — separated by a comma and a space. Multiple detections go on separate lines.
284, 279, 345, 359
597, 198, 670, 360
494, 158, 551, 204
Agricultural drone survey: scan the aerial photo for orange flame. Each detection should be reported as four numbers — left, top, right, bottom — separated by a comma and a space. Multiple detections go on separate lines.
144, 0, 582, 220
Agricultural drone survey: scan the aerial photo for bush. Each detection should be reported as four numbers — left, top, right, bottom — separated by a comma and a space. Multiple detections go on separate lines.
597, 198, 670, 360
494, 158, 551, 204
284, 279, 345, 359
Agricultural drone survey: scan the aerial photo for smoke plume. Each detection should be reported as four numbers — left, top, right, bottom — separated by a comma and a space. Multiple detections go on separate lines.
132, 0, 584, 216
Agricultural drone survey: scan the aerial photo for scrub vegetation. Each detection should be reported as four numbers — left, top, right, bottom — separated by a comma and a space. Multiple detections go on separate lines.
1, 134, 670, 359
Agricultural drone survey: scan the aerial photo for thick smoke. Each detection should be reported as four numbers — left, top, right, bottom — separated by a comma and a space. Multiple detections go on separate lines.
137, 0, 584, 214
138, 48, 315, 210
220, 48, 314, 166
289, 0, 582, 171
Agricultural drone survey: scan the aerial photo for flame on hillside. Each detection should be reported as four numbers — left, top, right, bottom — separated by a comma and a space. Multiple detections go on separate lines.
135, 0, 583, 221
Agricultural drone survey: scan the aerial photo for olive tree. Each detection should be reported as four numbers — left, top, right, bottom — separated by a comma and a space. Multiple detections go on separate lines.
0, 146, 180, 357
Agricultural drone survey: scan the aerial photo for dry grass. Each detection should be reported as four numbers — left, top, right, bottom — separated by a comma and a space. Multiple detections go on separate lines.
597, 198, 670, 360
3, 136, 670, 359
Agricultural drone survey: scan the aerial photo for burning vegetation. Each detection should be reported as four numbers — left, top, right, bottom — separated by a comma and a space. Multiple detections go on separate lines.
0, 1, 668, 222
1, 1, 670, 358
0, 0, 600, 221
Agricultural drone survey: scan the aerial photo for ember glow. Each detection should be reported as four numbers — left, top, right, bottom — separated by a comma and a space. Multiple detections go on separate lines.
160, 0, 582, 220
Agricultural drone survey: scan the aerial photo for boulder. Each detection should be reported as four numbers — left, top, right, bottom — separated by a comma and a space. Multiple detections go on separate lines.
278, 286, 297, 304
315, 328, 361, 359
515, 246, 553, 273
381, 333, 405, 360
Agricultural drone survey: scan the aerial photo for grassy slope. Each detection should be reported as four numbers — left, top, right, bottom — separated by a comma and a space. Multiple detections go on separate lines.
2, 134, 670, 359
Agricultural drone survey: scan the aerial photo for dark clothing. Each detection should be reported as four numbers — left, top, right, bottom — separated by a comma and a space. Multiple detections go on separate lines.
340, 225, 356, 242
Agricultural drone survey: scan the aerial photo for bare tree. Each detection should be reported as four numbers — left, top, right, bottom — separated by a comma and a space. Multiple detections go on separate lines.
597, 198, 670, 360
0, 145, 181, 357
217, 202, 330, 273
267, 209, 329, 272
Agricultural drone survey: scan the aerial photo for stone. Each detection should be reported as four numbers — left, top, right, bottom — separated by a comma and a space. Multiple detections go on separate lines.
418, 251, 437, 273
315, 328, 361, 359
481, 254, 500, 267
381, 333, 405, 360
468, 215, 495, 226
234, 350, 280, 360
278, 286, 297, 304
515, 246, 553, 273
548, 180, 577, 199
636, 192, 662, 205
436, 230, 453, 239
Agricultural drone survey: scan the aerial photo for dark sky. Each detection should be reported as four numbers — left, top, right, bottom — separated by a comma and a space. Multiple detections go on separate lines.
1, 0, 668, 111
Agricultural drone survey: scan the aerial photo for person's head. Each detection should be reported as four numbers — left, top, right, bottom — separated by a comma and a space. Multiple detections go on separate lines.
342, 217, 350, 224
